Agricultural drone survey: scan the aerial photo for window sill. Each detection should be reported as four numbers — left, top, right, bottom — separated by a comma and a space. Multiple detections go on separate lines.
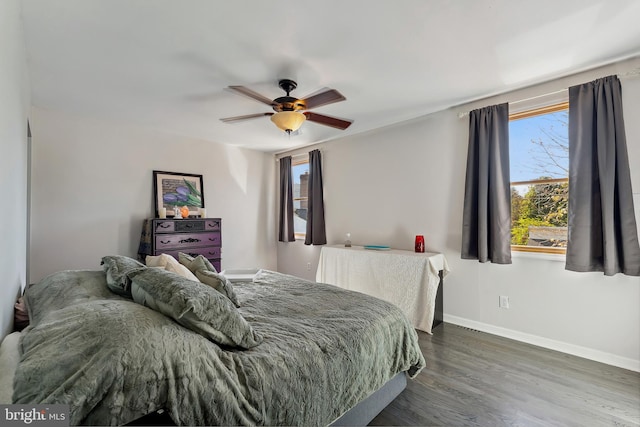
511, 248, 566, 262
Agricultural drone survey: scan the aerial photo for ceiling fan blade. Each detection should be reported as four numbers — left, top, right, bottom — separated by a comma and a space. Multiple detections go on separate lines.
304, 112, 353, 130
220, 112, 273, 123
226, 86, 275, 106
302, 88, 346, 110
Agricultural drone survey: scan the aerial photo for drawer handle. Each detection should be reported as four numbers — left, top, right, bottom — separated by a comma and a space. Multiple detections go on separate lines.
184, 224, 194, 229
208, 251, 217, 256
160, 239, 172, 244
188, 252, 199, 257
208, 238, 218, 242
158, 223, 171, 229
179, 238, 201, 244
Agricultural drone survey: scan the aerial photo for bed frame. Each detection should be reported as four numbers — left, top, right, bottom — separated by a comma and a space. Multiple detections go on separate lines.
331, 371, 406, 426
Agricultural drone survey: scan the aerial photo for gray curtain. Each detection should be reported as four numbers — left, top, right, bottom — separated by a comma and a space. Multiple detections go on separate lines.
305, 149, 327, 245
278, 156, 295, 242
461, 103, 512, 264
566, 75, 640, 276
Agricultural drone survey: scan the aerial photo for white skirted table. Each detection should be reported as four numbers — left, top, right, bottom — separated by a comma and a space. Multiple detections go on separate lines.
316, 245, 450, 334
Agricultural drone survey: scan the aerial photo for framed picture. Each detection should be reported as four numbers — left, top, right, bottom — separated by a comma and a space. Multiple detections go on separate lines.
153, 170, 204, 217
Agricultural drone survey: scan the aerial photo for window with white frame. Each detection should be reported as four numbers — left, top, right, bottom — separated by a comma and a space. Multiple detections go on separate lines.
292, 159, 309, 238
509, 102, 569, 254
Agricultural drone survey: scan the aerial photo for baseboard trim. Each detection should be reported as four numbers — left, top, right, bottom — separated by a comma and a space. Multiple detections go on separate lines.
443, 314, 640, 373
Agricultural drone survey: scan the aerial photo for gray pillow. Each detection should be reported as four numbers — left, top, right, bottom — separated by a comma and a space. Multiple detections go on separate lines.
178, 253, 239, 306
130, 268, 261, 349
101, 255, 146, 298
195, 270, 240, 307
178, 253, 217, 273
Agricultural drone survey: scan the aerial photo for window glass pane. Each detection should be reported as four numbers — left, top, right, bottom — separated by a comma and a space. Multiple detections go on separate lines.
511, 182, 568, 247
510, 107, 569, 250
510, 110, 568, 182
292, 162, 309, 235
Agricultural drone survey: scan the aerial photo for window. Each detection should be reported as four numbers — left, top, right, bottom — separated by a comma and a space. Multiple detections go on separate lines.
292, 159, 309, 238
509, 102, 569, 254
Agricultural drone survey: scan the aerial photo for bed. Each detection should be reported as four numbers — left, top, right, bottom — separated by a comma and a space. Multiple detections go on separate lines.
12, 255, 425, 426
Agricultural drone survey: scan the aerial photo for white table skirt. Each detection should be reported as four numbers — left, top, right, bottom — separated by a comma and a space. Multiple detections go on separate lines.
316, 245, 450, 334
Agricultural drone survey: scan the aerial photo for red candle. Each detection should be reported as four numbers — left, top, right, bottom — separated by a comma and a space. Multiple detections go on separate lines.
415, 235, 425, 253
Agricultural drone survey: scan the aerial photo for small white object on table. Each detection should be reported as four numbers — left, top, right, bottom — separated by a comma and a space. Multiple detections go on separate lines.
316, 245, 450, 334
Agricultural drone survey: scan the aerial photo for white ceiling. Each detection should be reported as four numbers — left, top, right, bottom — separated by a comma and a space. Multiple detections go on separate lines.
21, 0, 640, 152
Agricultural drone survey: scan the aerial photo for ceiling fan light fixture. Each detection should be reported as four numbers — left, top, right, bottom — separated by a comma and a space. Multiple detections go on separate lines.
270, 111, 306, 134
223, 80, 352, 132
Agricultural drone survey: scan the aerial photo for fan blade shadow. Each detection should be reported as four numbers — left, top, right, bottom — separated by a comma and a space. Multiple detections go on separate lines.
220, 112, 273, 123
226, 86, 275, 106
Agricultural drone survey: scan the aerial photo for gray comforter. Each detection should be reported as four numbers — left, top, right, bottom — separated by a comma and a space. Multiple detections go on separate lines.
14, 269, 425, 426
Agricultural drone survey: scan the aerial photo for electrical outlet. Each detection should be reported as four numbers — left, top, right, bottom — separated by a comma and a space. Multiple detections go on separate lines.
306, 262, 311, 271
499, 295, 510, 309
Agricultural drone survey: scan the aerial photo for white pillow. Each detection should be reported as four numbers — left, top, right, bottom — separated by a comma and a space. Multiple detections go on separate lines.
146, 253, 198, 282
145, 253, 173, 268
165, 259, 199, 281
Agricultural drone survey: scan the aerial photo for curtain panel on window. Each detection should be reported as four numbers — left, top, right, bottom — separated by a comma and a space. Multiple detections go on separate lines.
566, 75, 640, 276
305, 149, 327, 245
278, 156, 295, 242
461, 103, 512, 264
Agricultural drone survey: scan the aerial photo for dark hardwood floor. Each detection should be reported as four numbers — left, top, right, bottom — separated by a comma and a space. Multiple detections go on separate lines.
370, 323, 640, 427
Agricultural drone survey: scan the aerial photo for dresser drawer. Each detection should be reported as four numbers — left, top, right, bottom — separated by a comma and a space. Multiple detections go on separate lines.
175, 220, 205, 232
154, 219, 214, 233
155, 231, 221, 250
154, 220, 175, 232
163, 246, 221, 260
205, 219, 221, 231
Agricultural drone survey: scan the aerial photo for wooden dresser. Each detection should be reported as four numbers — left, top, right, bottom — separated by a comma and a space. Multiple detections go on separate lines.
137, 218, 222, 272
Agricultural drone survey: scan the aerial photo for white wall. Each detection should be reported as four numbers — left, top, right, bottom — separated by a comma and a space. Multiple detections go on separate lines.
0, 0, 31, 338
277, 58, 640, 371
29, 108, 277, 283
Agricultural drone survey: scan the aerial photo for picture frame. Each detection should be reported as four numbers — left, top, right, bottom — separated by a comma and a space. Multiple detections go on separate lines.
153, 170, 205, 218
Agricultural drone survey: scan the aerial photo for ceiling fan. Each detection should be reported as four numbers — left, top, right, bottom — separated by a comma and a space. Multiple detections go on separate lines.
221, 79, 353, 135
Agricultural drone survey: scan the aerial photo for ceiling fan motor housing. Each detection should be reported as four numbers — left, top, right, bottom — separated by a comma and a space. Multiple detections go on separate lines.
273, 79, 305, 112
273, 96, 306, 112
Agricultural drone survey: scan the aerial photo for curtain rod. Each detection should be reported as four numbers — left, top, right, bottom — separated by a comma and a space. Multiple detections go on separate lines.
457, 89, 567, 119
274, 150, 322, 162
457, 67, 640, 119
509, 89, 568, 105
